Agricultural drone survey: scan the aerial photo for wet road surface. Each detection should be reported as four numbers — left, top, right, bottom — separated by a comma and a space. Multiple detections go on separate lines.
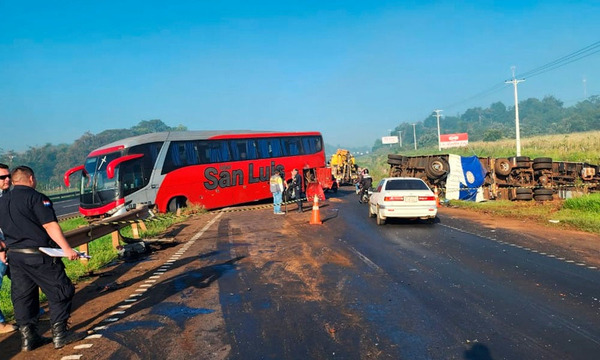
7, 188, 599, 359
215, 189, 600, 359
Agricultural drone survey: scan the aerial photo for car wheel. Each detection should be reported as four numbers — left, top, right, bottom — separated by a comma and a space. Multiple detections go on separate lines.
376, 206, 385, 225
368, 204, 375, 218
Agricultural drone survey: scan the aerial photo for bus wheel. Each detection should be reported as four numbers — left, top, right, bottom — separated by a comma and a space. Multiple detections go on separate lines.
168, 197, 188, 213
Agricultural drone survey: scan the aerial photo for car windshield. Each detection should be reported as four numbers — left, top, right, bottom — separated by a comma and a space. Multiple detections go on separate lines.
385, 179, 429, 191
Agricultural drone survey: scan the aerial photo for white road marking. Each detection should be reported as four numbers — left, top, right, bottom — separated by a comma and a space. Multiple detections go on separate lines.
348, 246, 382, 272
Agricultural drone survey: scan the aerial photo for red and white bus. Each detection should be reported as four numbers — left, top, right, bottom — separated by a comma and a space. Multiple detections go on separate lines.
64, 131, 329, 217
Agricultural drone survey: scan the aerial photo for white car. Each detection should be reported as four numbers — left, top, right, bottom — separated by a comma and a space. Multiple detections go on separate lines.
368, 177, 438, 225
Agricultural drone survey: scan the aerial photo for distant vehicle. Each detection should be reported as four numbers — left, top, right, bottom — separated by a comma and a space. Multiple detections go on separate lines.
330, 149, 359, 185
64, 130, 329, 217
368, 177, 438, 225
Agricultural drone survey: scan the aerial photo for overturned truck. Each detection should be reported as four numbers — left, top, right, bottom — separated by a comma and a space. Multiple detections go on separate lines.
387, 154, 600, 201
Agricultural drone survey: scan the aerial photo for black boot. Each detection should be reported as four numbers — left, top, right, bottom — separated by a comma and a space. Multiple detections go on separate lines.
20, 324, 51, 352
51, 321, 71, 349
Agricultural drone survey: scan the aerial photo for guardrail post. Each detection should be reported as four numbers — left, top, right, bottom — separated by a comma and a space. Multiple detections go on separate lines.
78, 243, 89, 264
131, 223, 140, 239
112, 230, 122, 249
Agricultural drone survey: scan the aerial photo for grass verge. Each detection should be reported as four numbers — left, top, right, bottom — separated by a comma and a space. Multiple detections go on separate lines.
447, 193, 600, 234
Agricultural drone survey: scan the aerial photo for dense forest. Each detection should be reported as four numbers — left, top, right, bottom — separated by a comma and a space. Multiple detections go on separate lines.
1, 95, 599, 189
373, 95, 600, 152
0, 120, 186, 190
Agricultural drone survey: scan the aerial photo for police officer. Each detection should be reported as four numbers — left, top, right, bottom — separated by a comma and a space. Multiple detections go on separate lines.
0, 166, 79, 351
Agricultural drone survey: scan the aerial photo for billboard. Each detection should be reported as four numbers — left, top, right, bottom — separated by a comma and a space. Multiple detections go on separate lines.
381, 136, 399, 144
440, 133, 468, 149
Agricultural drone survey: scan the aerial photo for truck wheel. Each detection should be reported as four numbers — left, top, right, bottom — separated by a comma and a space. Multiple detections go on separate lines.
510, 156, 531, 169
494, 158, 512, 176
426, 157, 449, 179
532, 157, 553, 170
533, 188, 553, 196
388, 154, 406, 161
516, 188, 533, 195
515, 193, 533, 201
534, 194, 553, 201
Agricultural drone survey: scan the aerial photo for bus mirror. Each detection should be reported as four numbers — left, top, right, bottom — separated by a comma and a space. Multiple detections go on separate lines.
107, 154, 144, 179
64, 165, 85, 188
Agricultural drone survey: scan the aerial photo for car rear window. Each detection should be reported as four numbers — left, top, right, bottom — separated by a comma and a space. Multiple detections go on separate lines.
385, 179, 429, 190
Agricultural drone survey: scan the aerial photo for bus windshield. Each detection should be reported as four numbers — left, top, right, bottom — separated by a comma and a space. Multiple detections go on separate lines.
81, 153, 121, 208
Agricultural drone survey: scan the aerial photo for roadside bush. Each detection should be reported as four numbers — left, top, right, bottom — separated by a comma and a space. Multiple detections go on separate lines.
562, 193, 600, 212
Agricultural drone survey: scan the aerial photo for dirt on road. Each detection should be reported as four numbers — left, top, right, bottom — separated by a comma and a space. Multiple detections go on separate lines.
1, 201, 599, 359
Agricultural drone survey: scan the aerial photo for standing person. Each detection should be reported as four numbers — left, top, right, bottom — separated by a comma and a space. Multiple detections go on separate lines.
0, 166, 80, 352
0, 163, 17, 334
269, 169, 285, 215
291, 168, 304, 213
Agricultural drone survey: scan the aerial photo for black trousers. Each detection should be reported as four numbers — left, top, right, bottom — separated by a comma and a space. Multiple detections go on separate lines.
9, 252, 74, 326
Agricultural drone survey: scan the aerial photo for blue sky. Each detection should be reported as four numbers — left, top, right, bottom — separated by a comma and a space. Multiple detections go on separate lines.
1, 1, 598, 152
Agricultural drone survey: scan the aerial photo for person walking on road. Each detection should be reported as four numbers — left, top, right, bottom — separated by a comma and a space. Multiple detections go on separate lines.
0, 163, 17, 334
270, 169, 285, 215
0, 166, 80, 352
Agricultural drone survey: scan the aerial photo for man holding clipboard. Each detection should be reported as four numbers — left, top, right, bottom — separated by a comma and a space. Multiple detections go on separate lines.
0, 166, 80, 352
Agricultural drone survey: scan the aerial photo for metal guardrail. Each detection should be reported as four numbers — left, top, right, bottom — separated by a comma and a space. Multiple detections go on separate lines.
65, 207, 152, 248
48, 191, 79, 202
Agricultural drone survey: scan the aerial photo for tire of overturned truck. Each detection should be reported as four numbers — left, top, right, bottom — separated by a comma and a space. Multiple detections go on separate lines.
516, 188, 533, 195
515, 193, 534, 200
510, 156, 531, 169
532, 157, 553, 170
425, 157, 449, 179
533, 188, 554, 196
495, 158, 512, 176
388, 154, 406, 161
534, 195, 554, 201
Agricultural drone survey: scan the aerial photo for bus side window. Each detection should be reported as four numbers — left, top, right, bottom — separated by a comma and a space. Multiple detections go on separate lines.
258, 139, 272, 158
302, 137, 315, 154
230, 140, 249, 161
197, 141, 210, 163
209, 140, 231, 162
247, 140, 258, 159
282, 137, 303, 156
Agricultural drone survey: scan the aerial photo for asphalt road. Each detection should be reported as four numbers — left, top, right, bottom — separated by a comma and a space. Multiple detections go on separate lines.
53, 198, 79, 217
7, 188, 598, 359
215, 189, 600, 359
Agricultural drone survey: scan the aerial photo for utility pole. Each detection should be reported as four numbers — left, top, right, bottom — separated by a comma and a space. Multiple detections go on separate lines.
505, 66, 525, 156
412, 123, 417, 150
433, 110, 443, 151
583, 77, 587, 98
398, 130, 402, 147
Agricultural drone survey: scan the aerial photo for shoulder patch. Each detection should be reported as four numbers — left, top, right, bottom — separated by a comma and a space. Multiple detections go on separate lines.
43, 200, 52, 207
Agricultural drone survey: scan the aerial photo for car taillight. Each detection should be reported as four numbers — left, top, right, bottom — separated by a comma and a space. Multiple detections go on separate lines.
418, 196, 436, 201
384, 196, 404, 201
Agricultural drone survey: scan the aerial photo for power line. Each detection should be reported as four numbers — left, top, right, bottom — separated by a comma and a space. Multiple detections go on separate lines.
435, 39, 600, 114
518, 41, 600, 79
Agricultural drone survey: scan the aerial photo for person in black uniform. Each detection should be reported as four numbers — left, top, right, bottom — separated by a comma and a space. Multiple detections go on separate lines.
291, 168, 304, 212
0, 166, 80, 352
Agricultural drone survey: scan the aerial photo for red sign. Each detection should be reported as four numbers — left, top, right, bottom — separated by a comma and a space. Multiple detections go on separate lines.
440, 133, 468, 149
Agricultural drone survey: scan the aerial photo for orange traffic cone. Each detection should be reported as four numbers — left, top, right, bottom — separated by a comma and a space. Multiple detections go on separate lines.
309, 194, 322, 225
